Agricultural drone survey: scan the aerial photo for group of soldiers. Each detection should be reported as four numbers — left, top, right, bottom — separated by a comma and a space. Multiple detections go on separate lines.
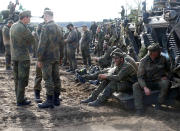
1, 6, 178, 116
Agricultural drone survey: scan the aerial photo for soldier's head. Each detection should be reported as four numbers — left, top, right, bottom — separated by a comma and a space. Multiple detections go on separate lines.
43, 10, 53, 23
81, 25, 88, 32
66, 23, 74, 31
96, 26, 101, 33
148, 43, 161, 60
111, 51, 125, 66
19, 10, 31, 25
7, 20, 14, 27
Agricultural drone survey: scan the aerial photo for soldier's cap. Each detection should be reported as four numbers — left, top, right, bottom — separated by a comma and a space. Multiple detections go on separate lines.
44, 10, 53, 17
147, 43, 162, 52
41, 8, 51, 18
19, 10, 31, 18
112, 48, 123, 54
7, 20, 14, 24
66, 23, 74, 28
81, 25, 87, 27
110, 51, 125, 58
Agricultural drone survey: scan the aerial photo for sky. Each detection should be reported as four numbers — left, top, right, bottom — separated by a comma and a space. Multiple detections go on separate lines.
0, 0, 153, 22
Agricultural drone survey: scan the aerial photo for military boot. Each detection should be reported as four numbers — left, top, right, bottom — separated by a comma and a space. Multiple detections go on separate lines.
17, 99, 31, 106
6, 65, 12, 70
54, 92, 60, 106
38, 95, 54, 109
88, 99, 102, 107
80, 97, 95, 104
34, 90, 42, 103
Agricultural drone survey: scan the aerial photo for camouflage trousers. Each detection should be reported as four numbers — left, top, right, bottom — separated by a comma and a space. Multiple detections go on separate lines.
97, 44, 103, 57
34, 62, 42, 91
90, 80, 132, 102
81, 47, 91, 66
41, 61, 61, 96
13, 60, 30, 103
133, 79, 170, 109
4, 45, 11, 68
63, 44, 68, 65
67, 45, 77, 70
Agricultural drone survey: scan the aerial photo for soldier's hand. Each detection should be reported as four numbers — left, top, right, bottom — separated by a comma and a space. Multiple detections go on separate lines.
98, 74, 107, 80
144, 87, 151, 96
37, 61, 42, 68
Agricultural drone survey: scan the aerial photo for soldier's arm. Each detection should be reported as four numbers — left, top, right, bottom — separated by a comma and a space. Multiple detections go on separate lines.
137, 61, 147, 88
2, 27, 10, 39
106, 64, 134, 81
37, 26, 48, 61
66, 31, 75, 43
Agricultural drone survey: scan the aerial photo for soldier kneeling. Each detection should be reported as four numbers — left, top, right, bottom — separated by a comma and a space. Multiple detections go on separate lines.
81, 50, 137, 106
133, 43, 170, 115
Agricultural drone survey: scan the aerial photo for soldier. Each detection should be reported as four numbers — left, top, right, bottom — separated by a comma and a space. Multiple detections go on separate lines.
81, 51, 137, 106
64, 23, 78, 73
75, 26, 81, 55
10, 11, 34, 106
121, 6, 125, 20
96, 26, 105, 57
33, 8, 50, 103
37, 10, 63, 108
90, 22, 98, 43
133, 43, 170, 115
62, 31, 69, 66
80, 25, 91, 67
2, 20, 13, 70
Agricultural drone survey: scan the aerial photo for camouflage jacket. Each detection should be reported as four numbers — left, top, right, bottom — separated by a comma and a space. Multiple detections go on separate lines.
138, 54, 170, 87
2, 25, 10, 46
66, 29, 78, 48
96, 31, 104, 44
37, 20, 63, 62
106, 61, 137, 83
10, 21, 34, 61
80, 30, 91, 49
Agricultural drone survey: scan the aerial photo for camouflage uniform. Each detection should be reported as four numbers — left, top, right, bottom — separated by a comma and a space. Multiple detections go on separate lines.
96, 30, 104, 57
133, 53, 170, 110
62, 32, 69, 65
90, 23, 98, 43
2, 24, 11, 69
76, 28, 81, 54
10, 19, 34, 104
85, 51, 137, 104
37, 20, 63, 96
66, 29, 78, 71
80, 30, 91, 66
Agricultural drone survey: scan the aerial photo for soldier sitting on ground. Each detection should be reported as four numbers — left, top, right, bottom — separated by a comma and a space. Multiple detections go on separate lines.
133, 43, 171, 115
81, 50, 137, 106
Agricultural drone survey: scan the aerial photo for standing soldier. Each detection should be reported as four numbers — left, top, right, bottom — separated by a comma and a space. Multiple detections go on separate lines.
2, 20, 13, 70
80, 25, 91, 67
133, 43, 170, 115
121, 6, 125, 20
90, 22, 98, 43
10, 11, 34, 106
75, 26, 81, 55
64, 24, 78, 73
96, 26, 104, 57
37, 10, 63, 108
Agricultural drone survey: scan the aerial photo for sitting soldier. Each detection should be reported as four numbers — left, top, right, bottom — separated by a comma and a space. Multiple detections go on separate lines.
133, 43, 170, 115
81, 51, 137, 106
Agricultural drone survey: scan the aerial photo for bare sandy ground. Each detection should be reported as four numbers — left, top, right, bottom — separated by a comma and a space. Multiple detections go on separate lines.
0, 56, 179, 131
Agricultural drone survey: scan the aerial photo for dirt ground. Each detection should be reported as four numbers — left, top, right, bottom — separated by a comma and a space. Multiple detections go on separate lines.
0, 56, 180, 131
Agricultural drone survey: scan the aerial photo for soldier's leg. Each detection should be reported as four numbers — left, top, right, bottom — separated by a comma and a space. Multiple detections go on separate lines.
62, 44, 67, 65
67, 46, 73, 70
96, 81, 117, 103
81, 49, 87, 65
52, 61, 61, 106
38, 61, 54, 108
81, 80, 109, 103
17, 60, 30, 104
12, 61, 18, 98
133, 82, 144, 110
34, 63, 42, 91
71, 47, 77, 71
86, 48, 91, 66
5, 45, 11, 69
89, 80, 109, 100
157, 79, 170, 104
